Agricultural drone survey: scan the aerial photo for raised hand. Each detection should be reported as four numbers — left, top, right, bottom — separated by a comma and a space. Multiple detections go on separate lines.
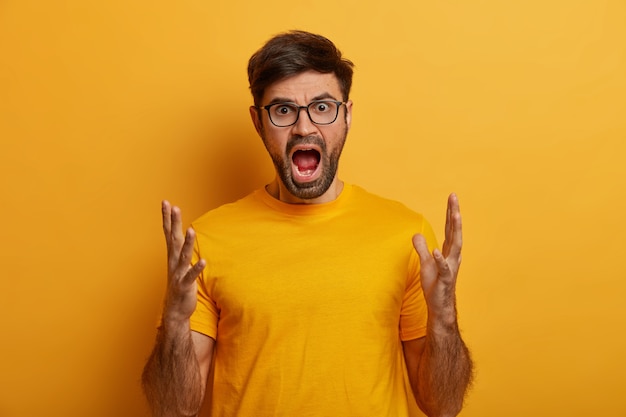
408, 193, 473, 417
412, 193, 463, 327
161, 200, 206, 324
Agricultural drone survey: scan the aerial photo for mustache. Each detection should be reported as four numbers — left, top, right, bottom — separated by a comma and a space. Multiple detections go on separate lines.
286, 135, 326, 154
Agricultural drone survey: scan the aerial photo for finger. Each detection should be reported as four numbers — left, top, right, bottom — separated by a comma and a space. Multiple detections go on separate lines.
433, 248, 454, 282
178, 227, 197, 270
447, 194, 463, 262
170, 205, 185, 252
166, 205, 186, 275
182, 258, 206, 287
445, 195, 452, 239
162, 200, 172, 245
412, 233, 430, 261
442, 194, 454, 257
412, 234, 437, 286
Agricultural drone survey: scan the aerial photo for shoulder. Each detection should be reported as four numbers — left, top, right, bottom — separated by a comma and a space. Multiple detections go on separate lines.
348, 184, 425, 222
192, 189, 265, 231
341, 184, 435, 240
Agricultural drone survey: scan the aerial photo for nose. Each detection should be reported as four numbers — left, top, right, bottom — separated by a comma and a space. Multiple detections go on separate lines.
291, 107, 318, 137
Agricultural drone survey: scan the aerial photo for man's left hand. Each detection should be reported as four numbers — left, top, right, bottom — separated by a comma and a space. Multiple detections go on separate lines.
412, 193, 463, 328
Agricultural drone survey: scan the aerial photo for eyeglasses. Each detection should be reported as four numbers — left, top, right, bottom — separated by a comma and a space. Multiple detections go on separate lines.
257, 100, 346, 127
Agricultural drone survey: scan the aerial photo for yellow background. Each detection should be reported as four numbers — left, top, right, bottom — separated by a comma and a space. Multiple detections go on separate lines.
1, 1, 625, 416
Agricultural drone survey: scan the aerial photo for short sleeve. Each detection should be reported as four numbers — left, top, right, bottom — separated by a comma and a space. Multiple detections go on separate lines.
399, 218, 438, 341
189, 228, 219, 339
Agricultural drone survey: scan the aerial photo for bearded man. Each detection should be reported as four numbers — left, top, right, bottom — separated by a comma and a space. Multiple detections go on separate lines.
142, 30, 473, 417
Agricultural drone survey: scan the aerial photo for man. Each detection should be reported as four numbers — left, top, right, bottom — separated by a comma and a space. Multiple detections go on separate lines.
142, 30, 473, 417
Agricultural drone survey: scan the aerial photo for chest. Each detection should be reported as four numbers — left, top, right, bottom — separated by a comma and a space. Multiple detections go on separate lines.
204, 225, 414, 336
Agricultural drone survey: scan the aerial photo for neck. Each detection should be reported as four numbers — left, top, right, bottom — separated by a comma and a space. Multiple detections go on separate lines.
266, 177, 344, 205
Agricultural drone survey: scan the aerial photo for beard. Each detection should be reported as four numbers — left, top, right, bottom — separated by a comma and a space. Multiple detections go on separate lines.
261, 128, 347, 201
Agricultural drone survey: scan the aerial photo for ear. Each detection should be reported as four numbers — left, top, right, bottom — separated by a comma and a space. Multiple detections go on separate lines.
249, 106, 263, 136
345, 100, 353, 131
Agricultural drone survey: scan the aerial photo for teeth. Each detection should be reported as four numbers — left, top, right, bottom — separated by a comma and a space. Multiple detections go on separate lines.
297, 168, 315, 176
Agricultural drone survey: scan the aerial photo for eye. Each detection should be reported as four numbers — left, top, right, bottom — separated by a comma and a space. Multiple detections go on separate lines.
311, 101, 331, 113
272, 104, 296, 116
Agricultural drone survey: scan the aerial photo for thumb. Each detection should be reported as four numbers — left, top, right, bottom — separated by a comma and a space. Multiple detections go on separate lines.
412, 233, 438, 290
412, 233, 430, 261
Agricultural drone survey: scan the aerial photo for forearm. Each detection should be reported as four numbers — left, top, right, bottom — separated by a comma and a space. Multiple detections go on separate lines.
142, 319, 205, 417
415, 314, 473, 417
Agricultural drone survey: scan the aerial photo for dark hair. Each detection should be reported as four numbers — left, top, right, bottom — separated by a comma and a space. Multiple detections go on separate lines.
248, 30, 354, 107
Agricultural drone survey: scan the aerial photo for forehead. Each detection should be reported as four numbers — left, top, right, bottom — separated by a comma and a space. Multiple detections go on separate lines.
262, 70, 342, 104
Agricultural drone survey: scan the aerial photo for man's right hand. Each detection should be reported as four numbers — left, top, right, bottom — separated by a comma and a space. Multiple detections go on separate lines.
142, 202, 212, 415
161, 200, 206, 324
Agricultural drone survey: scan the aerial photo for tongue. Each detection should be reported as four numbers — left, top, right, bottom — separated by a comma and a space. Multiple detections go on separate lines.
293, 150, 319, 172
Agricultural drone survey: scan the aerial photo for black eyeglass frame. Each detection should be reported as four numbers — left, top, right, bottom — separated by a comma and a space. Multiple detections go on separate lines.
257, 100, 346, 127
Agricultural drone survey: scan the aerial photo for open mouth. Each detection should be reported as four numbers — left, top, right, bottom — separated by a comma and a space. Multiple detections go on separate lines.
291, 148, 321, 180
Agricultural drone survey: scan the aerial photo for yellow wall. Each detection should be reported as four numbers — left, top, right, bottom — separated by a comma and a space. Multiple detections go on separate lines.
1, 1, 625, 416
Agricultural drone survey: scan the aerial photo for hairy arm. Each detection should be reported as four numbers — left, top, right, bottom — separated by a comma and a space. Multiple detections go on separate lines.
142, 326, 214, 417
141, 201, 214, 417
404, 194, 473, 416
403, 320, 472, 416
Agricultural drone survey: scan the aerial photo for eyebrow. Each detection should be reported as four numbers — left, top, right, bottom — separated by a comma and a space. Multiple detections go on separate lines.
265, 93, 338, 106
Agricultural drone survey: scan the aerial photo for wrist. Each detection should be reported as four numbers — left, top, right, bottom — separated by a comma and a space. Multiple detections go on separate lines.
160, 313, 191, 336
427, 306, 459, 335
161, 298, 195, 328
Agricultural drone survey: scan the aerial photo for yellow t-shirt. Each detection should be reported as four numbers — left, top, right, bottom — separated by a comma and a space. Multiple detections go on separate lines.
190, 184, 438, 417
